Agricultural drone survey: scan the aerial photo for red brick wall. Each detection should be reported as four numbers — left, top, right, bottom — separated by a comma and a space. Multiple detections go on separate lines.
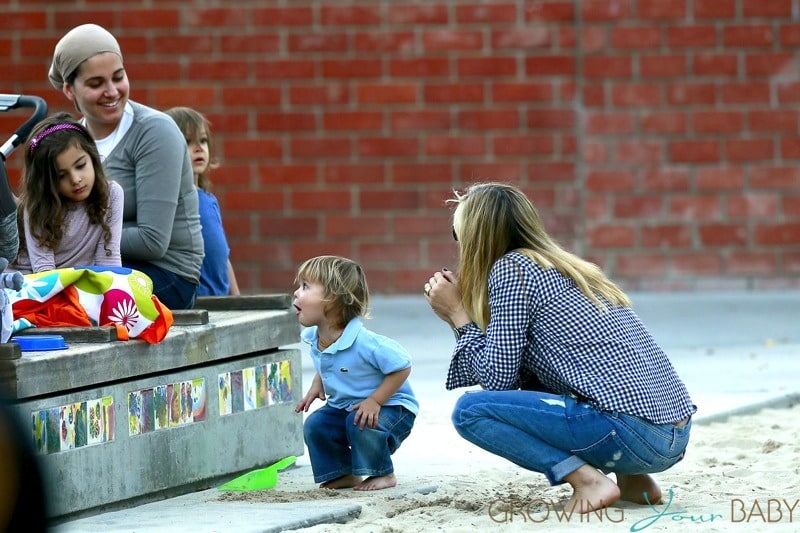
2, 1, 799, 294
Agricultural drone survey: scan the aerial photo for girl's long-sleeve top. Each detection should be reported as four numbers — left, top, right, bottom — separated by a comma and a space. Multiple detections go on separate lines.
103, 101, 204, 284
13, 181, 123, 273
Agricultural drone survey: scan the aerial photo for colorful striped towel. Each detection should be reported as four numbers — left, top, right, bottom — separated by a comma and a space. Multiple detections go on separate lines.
8, 266, 173, 343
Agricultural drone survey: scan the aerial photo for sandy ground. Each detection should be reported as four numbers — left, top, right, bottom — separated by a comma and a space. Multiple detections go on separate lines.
218, 396, 800, 533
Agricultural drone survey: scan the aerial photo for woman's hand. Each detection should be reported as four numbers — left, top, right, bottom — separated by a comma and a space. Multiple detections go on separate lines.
424, 269, 471, 328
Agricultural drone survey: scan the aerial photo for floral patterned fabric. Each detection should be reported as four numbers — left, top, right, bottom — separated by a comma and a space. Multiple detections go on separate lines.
9, 266, 173, 343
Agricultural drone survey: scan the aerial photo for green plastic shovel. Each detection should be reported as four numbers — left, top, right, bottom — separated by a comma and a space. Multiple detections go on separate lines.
218, 455, 297, 491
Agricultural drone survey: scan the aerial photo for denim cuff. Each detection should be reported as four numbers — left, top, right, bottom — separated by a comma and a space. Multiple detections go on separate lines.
548, 454, 586, 485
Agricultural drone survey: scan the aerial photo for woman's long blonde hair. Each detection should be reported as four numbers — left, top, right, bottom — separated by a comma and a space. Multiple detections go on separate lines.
452, 182, 631, 330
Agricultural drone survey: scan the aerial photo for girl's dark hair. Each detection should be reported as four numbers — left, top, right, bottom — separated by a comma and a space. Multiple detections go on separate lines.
164, 106, 219, 191
18, 112, 112, 253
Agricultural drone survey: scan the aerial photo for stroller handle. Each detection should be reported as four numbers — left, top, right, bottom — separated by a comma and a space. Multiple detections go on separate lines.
0, 94, 48, 160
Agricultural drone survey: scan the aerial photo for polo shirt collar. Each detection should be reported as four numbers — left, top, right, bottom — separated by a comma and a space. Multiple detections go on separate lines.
301, 318, 363, 353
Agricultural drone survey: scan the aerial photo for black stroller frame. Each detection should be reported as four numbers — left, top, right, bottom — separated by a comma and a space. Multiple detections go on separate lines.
0, 94, 48, 186
0, 94, 48, 159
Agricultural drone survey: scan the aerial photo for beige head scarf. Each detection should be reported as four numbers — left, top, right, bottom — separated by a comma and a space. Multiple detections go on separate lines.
48, 24, 123, 90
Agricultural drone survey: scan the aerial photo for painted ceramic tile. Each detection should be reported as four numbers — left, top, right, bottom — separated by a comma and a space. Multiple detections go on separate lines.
191, 378, 206, 422
45, 407, 60, 454
87, 399, 104, 446
279, 360, 293, 402
182, 381, 195, 423
168, 383, 182, 427
103, 396, 115, 442
217, 359, 293, 416
58, 406, 71, 450
141, 389, 155, 433
31, 395, 114, 454
243, 367, 257, 411
255, 365, 269, 408
154, 385, 169, 430
218, 372, 232, 415
268, 363, 280, 405
177, 382, 186, 424
74, 402, 87, 448
231, 370, 244, 413
128, 391, 143, 436
126, 379, 207, 434
32, 410, 46, 454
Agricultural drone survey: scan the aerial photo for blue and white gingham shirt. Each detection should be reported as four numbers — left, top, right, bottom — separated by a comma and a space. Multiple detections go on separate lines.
447, 251, 696, 425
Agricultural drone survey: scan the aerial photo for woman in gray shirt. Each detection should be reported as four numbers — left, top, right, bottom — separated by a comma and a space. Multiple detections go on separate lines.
47, 24, 203, 310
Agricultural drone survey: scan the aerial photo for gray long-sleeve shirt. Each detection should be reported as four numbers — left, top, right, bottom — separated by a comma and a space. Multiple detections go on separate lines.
103, 101, 204, 284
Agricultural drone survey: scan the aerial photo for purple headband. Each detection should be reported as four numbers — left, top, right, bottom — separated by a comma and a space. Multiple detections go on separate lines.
28, 122, 87, 155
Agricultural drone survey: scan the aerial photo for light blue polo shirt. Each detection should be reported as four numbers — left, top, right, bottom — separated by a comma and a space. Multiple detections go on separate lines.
301, 318, 419, 415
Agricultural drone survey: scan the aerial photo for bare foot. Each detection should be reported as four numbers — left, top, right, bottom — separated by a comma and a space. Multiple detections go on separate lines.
616, 474, 662, 505
353, 473, 397, 491
562, 465, 620, 514
320, 474, 363, 489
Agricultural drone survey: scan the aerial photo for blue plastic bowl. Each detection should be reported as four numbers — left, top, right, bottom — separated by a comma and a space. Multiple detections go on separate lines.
11, 335, 68, 351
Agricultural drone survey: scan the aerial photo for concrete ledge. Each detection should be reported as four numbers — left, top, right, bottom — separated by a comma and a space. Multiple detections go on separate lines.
13, 326, 118, 342
0, 308, 301, 399
195, 294, 291, 311
171, 309, 209, 325
0, 342, 22, 359
27, 348, 303, 518
4, 296, 306, 520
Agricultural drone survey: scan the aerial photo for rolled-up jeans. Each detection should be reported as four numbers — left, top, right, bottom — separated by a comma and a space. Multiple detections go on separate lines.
451, 390, 690, 485
304, 404, 416, 483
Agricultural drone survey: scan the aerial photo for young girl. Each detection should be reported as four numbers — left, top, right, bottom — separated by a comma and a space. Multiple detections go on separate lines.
165, 107, 239, 296
11, 113, 123, 273
293, 256, 418, 491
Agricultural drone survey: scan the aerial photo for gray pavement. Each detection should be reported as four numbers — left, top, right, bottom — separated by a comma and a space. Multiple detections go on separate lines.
56, 291, 800, 532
